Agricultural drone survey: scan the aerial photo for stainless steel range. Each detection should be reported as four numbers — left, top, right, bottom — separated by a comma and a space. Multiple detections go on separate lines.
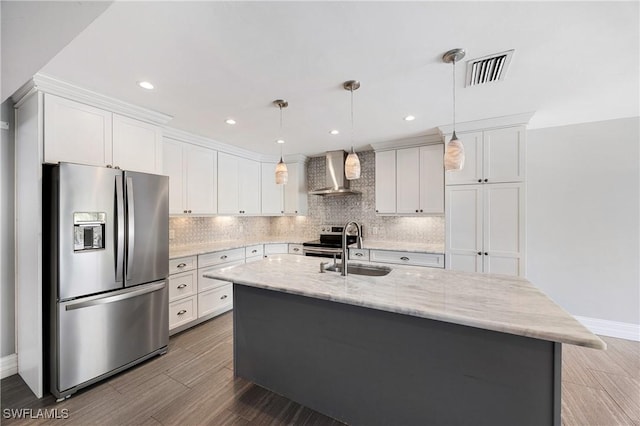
302, 225, 362, 258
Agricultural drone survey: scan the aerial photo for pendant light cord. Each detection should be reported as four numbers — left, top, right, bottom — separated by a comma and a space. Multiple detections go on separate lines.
350, 87, 354, 148
279, 105, 284, 159
452, 58, 456, 134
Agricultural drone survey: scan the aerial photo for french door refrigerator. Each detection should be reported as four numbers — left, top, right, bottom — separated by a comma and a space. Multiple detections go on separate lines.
45, 162, 169, 400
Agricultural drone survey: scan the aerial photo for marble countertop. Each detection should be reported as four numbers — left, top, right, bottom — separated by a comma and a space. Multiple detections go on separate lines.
170, 238, 307, 258
204, 254, 606, 350
353, 240, 444, 254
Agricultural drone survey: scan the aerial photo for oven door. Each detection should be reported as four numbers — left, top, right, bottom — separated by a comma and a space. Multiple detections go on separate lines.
303, 247, 343, 259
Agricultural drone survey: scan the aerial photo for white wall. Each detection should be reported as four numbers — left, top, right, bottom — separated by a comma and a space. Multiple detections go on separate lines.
1, 99, 16, 356
527, 117, 639, 326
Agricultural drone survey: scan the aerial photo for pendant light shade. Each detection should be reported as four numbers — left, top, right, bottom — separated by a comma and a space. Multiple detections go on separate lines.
343, 80, 361, 180
442, 48, 466, 171
345, 147, 361, 180
273, 99, 289, 184
275, 156, 288, 185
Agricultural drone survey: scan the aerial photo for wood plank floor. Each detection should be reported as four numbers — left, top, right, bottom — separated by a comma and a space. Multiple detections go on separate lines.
2, 312, 638, 425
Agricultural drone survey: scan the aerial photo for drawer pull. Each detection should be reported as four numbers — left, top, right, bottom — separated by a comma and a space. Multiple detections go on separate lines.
355, 252, 363, 257
251, 249, 257, 254
177, 284, 187, 289
177, 263, 187, 269
400, 256, 410, 261
177, 309, 187, 316
220, 255, 228, 260
220, 295, 228, 300
293, 248, 300, 252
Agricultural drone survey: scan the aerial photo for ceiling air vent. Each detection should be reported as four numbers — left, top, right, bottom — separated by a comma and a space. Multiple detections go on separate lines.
465, 49, 514, 87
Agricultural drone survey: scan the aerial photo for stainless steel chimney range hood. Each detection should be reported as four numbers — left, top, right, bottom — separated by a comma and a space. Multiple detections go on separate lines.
309, 150, 361, 196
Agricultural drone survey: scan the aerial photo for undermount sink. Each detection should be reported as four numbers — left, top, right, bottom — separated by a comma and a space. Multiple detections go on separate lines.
325, 263, 392, 277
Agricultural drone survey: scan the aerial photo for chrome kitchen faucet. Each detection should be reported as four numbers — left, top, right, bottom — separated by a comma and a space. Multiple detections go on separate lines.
341, 221, 363, 276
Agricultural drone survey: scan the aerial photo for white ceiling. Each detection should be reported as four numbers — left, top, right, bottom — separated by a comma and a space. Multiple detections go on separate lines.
11, 2, 640, 157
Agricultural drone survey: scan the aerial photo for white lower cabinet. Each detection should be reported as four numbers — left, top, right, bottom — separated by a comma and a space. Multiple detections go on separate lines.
264, 243, 289, 256
169, 296, 198, 329
198, 285, 233, 318
445, 183, 525, 276
369, 250, 444, 268
168, 255, 198, 332
245, 244, 264, 262
349, 248, 370, 261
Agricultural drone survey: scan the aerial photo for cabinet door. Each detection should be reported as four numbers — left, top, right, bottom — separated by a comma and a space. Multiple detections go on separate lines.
261, 163, 284, 215
112, 114, 162, 174
483, 183, 525, 276
162, 138, 186, 214
239, 158, 261, 214
284, 162, 307, 215
419, 145, 444, 214
483, 127, 525, 183
445, 131, 483, 185
44, 94, 112, 166
217, 152, 240, 214
374, 150, 396, 214
186, 145, 217, 214
396, 147, 421, 213
445, 185, 483, 273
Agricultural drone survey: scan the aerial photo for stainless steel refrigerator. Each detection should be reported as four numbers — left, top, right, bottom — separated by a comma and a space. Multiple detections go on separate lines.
45, 162, 169, 400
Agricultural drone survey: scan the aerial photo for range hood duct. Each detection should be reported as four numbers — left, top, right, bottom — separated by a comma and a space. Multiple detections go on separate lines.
309, 150, 361, 196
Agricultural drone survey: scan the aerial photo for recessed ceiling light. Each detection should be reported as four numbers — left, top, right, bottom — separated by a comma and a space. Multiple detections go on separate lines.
137, 81, 154, 90
404, 115, 416, 121
276, 139, 285, 144
330, 130, 340, 135
225, 119, 236, 125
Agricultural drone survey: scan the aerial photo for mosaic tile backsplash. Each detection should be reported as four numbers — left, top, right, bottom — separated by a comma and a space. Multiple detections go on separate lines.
170, 150, 445, 247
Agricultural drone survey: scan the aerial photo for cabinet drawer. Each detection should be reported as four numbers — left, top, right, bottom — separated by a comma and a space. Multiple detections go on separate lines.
169, 296, 197, 329
169, 256, 197, 273
264, 243, 288, 255
198, 285, 233, 318
168, 270, 197, 302
288, 244, 303, 255
199, 247, 245, 268
369, 250, 445, 268
198, 262, 241, 292
349, 248, 370, 261
245, 244, 264, 259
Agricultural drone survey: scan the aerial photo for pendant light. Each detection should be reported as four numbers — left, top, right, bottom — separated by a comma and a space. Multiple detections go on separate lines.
442, 48, 466, 171
273, 99, 289, 185
343, 80, 361, 180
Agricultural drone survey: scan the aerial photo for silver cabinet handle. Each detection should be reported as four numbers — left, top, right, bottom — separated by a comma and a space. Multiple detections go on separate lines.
251, 250, 257, 254
177, 284, 187, 289
220, 295, 228, 300
126, 176, 135, 280
355, 253, 363, 257
115, 175, 125, 283
400, 256, 410, 261
177, 263, 187, 269
65, 281, 165, 311
220, 255, 228, 260
177, 310, 187, 316
293, 248, 300, 252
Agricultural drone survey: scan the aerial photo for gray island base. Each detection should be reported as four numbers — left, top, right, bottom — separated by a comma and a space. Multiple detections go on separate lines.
233, 284, 560, 426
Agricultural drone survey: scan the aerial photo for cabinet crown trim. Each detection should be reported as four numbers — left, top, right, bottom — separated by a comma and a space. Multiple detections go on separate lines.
437, 112, 535, 136
371, 134, 443, 152
13, 73, 173, 125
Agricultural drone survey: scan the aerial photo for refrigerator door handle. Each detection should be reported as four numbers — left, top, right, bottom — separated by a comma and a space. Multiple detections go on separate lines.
64, 281, 165, 311
126, 176, 135, 280
115, 175, 125, 283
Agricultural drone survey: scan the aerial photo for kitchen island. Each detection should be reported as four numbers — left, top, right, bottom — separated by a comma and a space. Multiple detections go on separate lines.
204, 255, 605, 426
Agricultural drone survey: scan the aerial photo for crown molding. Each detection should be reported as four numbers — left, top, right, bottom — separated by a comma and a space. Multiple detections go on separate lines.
437, 112, 536, 136
12, 73, 173, 125
370, 133, 443, 152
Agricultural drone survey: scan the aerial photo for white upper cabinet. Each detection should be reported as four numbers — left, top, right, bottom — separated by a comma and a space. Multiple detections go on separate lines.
375, 150, 396, 214
375, 145, 444, 215
43, 93, 163, 174
162, 138, 217, 215
445, 126, 525, 185
218, 152, 260, 215
261, 163, 284, 215
112, 114, 162, 174
44, 94, 113, 167
283, 161, 308, 215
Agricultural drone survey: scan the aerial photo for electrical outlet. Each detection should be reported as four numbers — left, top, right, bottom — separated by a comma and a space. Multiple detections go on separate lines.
169, 230, 175, 240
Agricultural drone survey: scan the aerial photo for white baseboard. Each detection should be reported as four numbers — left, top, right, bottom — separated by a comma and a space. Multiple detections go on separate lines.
1, 353, 18, 379
574, 316, 640, 342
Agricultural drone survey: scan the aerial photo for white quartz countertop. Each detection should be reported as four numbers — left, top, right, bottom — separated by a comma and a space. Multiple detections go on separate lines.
204, 254, 606, 350
353, 240, 444, 254
169, 238, 307, 258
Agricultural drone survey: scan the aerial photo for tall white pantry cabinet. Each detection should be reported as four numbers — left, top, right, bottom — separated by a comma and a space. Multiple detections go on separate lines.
445, 125, 526, 277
